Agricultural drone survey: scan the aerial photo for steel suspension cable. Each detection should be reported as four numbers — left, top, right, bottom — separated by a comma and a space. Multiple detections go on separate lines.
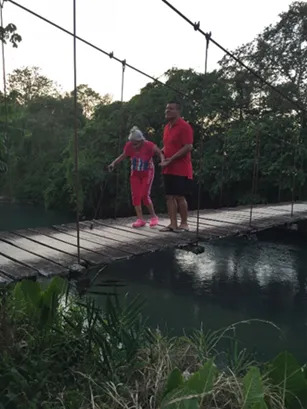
6, 0, 188, 100
161, 0, 306, 115
196, 34, 210, 241
162, 0, 305, 220
249, 130, 261, 227
114, 60, 126, 219
91, 62, 126, 225
73, 0, 80, 262
0, 2, 7, 116
6, 0, 303, 231
248, 87, 262, 226
0, 1, 11, 197
290, 132, 300, 217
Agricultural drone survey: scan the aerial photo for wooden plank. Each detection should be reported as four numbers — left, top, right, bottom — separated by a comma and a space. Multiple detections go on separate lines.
0, 231, 77, 268
53, 225, 134, 258
87, 215, 241, 242
196, 208, 296, 228
194, 210, 254, 225
0, 270, 14, 283
0, 248, 44, 278
79, 222, 153, 253
87, 220, 186, 248
14, 229, 84, 261
189, 215, 248, 231
97, 217, 197, 245
28, 227, 112, 264
1, 201, 307, 283
0, 240, 66, 277
241, 208, 291, 217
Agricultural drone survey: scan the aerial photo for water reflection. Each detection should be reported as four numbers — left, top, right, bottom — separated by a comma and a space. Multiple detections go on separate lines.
0, 202, 74, 231
94, 228, 307, 361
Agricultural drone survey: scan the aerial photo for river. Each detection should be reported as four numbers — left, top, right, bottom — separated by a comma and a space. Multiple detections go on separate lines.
93, 228, 307, 362
1, 203, 307, 362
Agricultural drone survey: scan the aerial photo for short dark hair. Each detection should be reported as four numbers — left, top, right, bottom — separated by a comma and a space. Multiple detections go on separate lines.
167, 101, 181, 111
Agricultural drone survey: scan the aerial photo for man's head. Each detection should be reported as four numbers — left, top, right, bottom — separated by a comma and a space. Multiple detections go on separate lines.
165, 101, 181, 121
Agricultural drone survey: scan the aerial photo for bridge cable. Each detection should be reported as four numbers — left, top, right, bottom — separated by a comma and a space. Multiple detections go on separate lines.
72, 0, 81, 262
161, 0, 305, 115
6, 0, 303, 232
196, 34, 211, 242
290, 131, 300, 217
6, 0, 304, 135
0, 1, 10, 188
114, 60, 126, 219
249, 87, 262, 227
6, 0, 188, 101
162, 0, 304, 220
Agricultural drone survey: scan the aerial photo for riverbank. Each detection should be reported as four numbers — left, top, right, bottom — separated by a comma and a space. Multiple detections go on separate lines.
1, 277, 306, 409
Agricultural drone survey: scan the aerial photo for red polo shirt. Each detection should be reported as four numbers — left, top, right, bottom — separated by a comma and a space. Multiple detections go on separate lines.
162, 117, 193, 179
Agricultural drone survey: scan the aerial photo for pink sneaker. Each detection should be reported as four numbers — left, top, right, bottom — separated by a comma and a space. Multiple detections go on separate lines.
132, 219, 146, 228
149, 217, 159, 228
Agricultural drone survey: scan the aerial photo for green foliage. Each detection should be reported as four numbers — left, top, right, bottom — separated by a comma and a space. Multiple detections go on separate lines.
269, 351, 307, 408
242, 367, 268, 409
161, 360, 218, 408
1, 2, 307, 215
164, 368, 184, 398
11, 276, 67, 327
1, 278, 307, 408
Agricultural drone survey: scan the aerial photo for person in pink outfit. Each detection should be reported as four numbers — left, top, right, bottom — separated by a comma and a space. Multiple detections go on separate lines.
108, 126, 163, 228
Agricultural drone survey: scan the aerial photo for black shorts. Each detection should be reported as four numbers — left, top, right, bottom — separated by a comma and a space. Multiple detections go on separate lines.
163, 174, 193, 197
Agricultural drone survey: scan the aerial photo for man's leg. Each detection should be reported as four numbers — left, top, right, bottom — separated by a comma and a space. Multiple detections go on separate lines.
166, 195, 178, 229
161, 175, 178, 231
176, 195, 189, 230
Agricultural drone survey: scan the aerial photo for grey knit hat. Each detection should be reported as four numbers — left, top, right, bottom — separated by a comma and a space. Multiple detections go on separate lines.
128, 126, 145, 141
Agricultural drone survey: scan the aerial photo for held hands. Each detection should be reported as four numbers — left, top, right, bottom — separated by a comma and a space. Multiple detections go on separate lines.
160, 158, 172, 168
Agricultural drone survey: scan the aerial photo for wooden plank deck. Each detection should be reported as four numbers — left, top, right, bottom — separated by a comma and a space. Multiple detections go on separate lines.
1, 202, 307, 283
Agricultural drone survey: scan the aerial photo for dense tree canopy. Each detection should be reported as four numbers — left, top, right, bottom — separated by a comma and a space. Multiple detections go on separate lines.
0, 2, 306, 218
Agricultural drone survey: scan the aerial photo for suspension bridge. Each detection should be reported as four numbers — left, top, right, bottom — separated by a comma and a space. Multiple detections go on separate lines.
1, 202, 307, 283
1, 1, 307, 283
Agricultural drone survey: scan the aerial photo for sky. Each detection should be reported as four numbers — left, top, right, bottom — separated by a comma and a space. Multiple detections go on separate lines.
1, 0, 295, 101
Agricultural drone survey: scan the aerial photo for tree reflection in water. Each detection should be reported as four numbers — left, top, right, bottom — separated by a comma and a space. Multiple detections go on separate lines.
94, 229, 307, 361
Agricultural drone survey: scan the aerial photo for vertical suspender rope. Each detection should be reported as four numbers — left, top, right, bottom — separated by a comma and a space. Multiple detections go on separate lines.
290, 131, 299, 217
196, 33, 210, 242
0, 1, 7, 123
114, 60, 126, 219
73, 0, 80, 262
121, 59, 126, 103
0, 1, 10, 193
219, 143, 227, 207
277, 138, 284, 203
249, 130, 260, 226
249, 87, 262, 227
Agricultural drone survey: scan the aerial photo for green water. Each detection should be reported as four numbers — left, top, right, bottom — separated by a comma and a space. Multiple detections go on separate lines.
94, 228, 307, 362
0, 202, 74, 231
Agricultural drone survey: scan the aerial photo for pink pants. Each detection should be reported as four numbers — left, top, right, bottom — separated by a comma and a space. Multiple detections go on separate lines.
130, 169, 154, 207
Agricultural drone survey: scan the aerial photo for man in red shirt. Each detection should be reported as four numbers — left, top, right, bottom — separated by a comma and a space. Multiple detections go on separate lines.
160, 101, 193, 232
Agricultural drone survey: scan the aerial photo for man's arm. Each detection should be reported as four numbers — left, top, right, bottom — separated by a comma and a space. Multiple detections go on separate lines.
169, 144, 193, 161
160, 144, 192, 168
154, 145, 164, 162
